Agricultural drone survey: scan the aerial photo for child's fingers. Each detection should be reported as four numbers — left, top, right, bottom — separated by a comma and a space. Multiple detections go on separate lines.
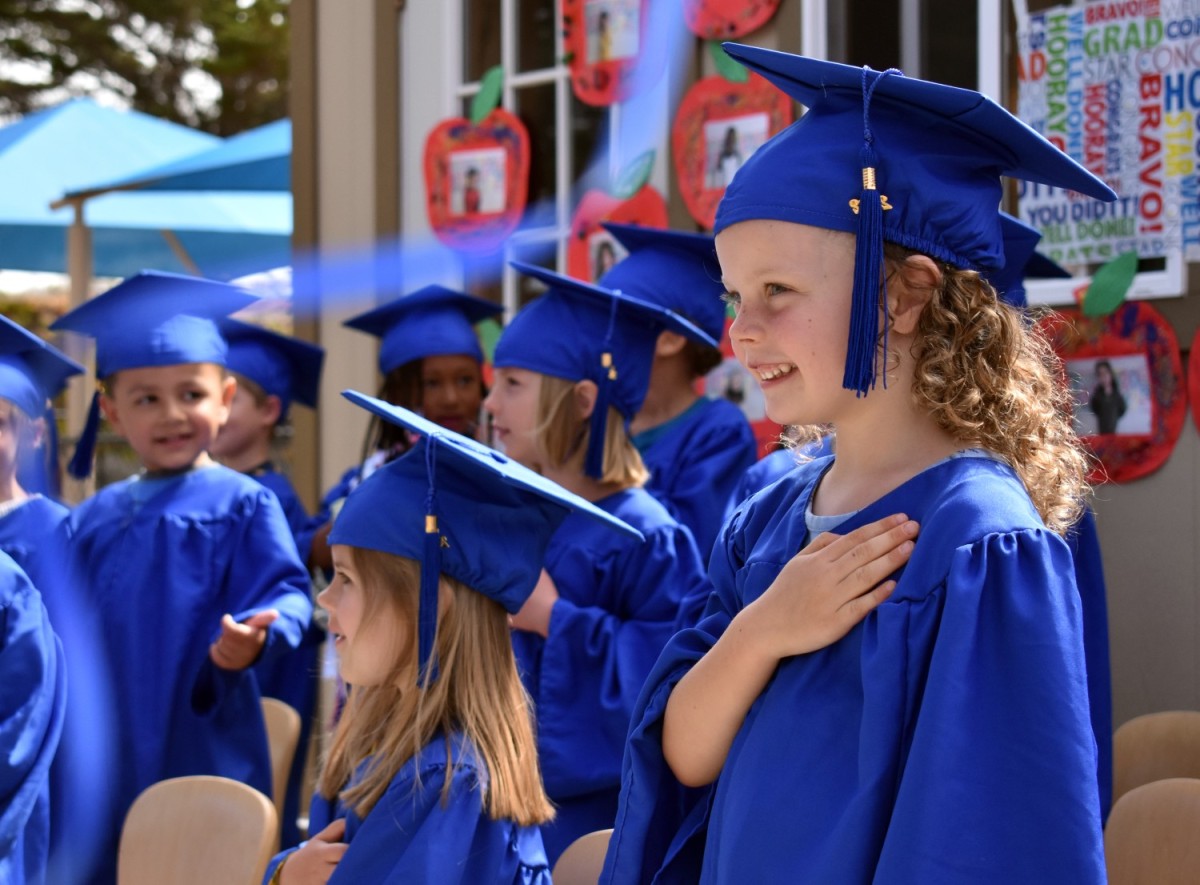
823, 514, 912, 559
240, 609, 280, 630
312, 817, 346, 842
833, 518, 918, 571
838, 536, 915, 599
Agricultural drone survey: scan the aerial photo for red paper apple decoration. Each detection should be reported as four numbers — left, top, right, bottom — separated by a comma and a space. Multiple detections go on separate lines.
684, 0, 781, 40
561, 0, 658, 107
672, 70, 793, 229
423, 67, 530, 252
566, 151, 668, 282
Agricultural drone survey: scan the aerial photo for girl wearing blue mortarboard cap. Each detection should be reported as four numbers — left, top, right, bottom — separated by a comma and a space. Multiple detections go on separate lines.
482, 263, 712, 863
307, 287, 502, 574
602, 48, 1116, 884
263, 393, 641, 885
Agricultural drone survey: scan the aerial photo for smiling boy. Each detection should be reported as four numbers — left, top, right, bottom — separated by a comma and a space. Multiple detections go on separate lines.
46, 271, 313, 883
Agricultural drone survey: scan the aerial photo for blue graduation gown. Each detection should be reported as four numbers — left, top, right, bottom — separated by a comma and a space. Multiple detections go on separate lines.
263, 734, 551, 884
246, 464, 324, 849
0, 551, 65, 885
602, 455, 1105, 884
513, 487, 708, 863
0, 496, 70, 579
49, 466, 313, 884
633, 396, 757, 559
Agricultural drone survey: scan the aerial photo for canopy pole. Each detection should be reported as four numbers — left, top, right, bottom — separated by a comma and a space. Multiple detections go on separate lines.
61, 200, 95, 502
159, 229, 201, 275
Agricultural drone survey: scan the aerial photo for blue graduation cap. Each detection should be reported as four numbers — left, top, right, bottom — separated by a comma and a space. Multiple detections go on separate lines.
343, 285, 503, 375
497, 261, 717, 478
988, 213, 1071, 309
0, 314, 83, 419
331, 390, 642, 682
50, 270, 258, 477
219, 319, 325, 416
598, 223, 727, 343
712, 45, 1117, 396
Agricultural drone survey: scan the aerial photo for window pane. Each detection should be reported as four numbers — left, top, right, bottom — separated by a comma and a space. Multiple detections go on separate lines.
839, 0, 901, 70
516, 0, 558, 72
514, 83, 559, 228
923, 0, 976, 89
463, 1, 501, 83
571, 92, 608, 195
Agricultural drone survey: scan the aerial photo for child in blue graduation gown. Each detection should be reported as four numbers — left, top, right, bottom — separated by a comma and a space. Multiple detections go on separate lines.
213, 318, 327, 847
602, 48, 1115, 884
264, 394, 637, 884
600, 224, 757, 560
0, 315, 83, 574
484, 264, 710, 862
307, 286, 502, 573
47, 272, 313, 884
0, 550, 65, 885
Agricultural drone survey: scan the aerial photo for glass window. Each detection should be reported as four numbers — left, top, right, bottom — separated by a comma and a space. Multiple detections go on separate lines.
516, 0, 558, 72
463, 2, 501, 83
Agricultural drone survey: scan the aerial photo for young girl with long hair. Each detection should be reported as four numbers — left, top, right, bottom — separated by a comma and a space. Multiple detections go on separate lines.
265, 394, 639, 884
602, 47, 1117, 883
483, 264, 711, 861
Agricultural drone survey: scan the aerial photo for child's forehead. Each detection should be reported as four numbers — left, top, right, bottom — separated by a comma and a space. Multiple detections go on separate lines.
109, 362, 226, 391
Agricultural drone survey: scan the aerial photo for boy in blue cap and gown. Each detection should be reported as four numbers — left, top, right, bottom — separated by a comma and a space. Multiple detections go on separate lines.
0, 315, 83, 574
603, 223, 757, 562
47, 271, 313, 884
602, 47, 1113, 884
214, 318, 327, 846
0, 549, 65, 885
265, 393, 642, 884
486, 263, 710, 861
308, 286, 502, 572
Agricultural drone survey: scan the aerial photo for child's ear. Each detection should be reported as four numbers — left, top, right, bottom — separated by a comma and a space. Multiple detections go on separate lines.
99, 392, 122, 436
655, 330, 687, 358
888, 254, 941, 336
574, 379, 599, 420
219, 374, 237, 418
262, 394, 283, 427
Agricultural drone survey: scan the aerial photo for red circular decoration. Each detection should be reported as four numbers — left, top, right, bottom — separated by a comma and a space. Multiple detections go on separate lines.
561, 0, 660, 107
565, 185, 668, 282
684, 0, 782, 40
1039, 302, 1186, 484
671, 74, 793, 229
423, 108, 530, 252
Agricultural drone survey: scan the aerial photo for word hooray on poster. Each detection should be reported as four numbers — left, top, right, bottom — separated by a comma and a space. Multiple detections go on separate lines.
1017, 0, 1200, 265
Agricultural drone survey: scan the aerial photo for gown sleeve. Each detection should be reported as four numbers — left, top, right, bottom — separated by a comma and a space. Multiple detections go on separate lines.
600, 513, 747, 885
193, 487, 313, 715
870, 529, 1105, 883
534, 522, 708, 800
0, 559, 66, 885
328, 766, 551, 885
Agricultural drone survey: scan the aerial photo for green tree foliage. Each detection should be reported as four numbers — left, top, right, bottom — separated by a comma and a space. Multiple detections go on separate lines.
0, 0, 289, 136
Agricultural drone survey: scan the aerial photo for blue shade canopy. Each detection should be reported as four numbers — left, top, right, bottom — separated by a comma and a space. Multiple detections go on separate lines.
0, 98, 291, 280
64, 119, 291, 195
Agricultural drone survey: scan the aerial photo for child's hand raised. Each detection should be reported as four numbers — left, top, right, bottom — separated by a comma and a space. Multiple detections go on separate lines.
209, 610, 279, 670
744, 513, 918, 661
278, 818, 347, 885
509, 569, 559, 637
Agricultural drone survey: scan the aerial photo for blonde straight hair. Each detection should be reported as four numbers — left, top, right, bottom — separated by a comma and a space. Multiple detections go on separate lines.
318, 548, 554, 826
536, 373, 648, 488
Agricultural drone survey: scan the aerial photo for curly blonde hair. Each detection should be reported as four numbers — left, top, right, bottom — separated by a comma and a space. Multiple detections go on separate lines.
787, 244, 1090, 534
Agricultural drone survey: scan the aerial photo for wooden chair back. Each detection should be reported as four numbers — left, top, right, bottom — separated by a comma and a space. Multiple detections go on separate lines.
117, 775, 278, 885
1105, 777, 1200, 884
552, 828, 613, 885
261, 696, 302, 826
1113, 710, 1200, 804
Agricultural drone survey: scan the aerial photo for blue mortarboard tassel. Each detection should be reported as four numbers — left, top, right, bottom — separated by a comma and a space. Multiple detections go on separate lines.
417, 437, 442, 685
66, 389, 102, 480
43, 402, 61, 498
845, 66, 901, 397
584, 297, 622, 479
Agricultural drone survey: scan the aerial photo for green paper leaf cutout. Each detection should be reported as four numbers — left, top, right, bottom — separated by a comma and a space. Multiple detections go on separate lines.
1083, 251, 1138, 317
709, 40, 749, 83
477, 317, 502, 362
611, 150, 656, 200
470, 66, 504, 124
